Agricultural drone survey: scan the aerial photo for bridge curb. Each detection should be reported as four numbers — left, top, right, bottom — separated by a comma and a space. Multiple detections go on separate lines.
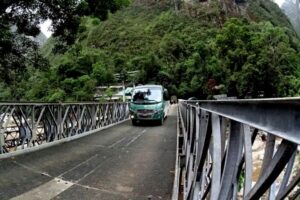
172, 105, 180, 200
0, 119, 130, 160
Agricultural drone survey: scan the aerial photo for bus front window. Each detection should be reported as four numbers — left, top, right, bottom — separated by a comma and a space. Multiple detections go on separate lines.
132, 88, 162, 104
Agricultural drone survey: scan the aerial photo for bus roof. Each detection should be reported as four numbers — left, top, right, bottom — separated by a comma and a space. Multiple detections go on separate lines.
134, 85, 163, 89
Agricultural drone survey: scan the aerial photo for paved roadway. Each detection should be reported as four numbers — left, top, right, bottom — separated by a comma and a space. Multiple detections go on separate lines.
0, 105, 177, 200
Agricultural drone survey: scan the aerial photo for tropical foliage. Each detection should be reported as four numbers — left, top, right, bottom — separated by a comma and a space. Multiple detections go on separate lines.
1, 0, 300, 101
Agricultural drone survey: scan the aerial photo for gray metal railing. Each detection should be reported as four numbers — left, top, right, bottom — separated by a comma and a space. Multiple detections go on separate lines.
0, 102, 129, 158
176, 98, 300, 200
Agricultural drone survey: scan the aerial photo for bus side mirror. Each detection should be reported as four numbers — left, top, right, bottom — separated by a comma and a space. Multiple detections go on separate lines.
163, 89, 169, 101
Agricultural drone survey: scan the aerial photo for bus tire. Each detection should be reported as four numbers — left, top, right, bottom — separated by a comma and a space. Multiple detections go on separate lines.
132, 120, 137, 126
159, 118, 164, 126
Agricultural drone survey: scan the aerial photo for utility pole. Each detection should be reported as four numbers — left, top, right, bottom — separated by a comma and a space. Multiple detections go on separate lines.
122, 80, 125, 102
114, 70, 139, 102
174, 0, 181, 13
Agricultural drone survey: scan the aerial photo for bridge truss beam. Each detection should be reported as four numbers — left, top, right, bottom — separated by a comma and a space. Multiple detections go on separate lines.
0, 102, 129, 158
176, 98, 300, 200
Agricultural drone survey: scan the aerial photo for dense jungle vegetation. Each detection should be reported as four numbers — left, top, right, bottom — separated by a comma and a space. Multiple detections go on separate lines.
1, 0, 300, 101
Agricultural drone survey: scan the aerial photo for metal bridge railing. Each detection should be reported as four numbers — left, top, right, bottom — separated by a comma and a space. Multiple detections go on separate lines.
0, 102, 129, 158
176, 98, 300, 200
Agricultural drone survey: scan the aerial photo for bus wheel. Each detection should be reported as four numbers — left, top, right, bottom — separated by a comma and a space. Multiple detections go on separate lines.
132, 120, 137, 126
159, 118, 164, 126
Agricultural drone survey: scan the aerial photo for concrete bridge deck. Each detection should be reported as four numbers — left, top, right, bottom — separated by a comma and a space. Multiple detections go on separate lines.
0, 106, 177, 200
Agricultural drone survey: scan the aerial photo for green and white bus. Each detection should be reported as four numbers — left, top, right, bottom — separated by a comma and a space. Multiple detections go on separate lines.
129, 85, 169, 125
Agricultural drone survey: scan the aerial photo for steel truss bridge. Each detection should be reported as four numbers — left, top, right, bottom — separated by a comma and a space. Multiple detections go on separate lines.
0, 103, 129, 157
0, 99, 300, 200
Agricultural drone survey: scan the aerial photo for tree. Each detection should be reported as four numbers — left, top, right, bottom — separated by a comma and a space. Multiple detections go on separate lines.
214, 19, 300, 98
0, 0, 131, 86
92, 62, 115, 86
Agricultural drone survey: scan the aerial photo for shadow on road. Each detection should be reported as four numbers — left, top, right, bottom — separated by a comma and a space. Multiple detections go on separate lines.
131, 117, 169, 127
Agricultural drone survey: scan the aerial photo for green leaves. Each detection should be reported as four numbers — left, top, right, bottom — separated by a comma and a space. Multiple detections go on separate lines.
212, 18, 300, 98
92, 62, 115, 86
0, 83, 12, 101
47, 89, 66, 102
86, 0, 132, 20
5, 1, 299, 102
0, 0, 132, 93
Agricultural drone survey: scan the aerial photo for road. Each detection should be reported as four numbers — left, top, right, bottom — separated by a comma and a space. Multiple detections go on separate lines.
0, 105, 177, 200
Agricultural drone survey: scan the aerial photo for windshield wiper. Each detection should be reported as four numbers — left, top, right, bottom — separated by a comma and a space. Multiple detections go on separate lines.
145, 100, 161, 103
132, 99, 160, 104
132, 100, 146, 104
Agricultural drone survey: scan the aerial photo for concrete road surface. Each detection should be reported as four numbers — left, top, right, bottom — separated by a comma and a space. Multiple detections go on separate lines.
0, 105, 177, 200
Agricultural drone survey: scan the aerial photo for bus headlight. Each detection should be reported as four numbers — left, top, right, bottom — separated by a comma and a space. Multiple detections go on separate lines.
130, 109, 136, 119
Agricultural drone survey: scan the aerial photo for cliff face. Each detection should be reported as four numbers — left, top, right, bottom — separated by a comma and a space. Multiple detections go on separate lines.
280, 0, 300, 35
180, 0, 289, 25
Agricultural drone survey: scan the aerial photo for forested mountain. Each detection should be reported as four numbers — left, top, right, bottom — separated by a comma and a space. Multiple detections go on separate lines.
1, 0, 300, 101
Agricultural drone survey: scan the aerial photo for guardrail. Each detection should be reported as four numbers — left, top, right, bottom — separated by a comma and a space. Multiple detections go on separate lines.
176, 98, 300, 200
0, 102, 129, 158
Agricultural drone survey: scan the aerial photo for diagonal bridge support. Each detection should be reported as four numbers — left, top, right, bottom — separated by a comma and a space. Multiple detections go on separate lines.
0, 102, 129, 159
174, 98, 300, 200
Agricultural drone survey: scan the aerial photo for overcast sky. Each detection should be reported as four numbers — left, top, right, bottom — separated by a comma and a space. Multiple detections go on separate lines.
40, 19, 53, 38
274, 0, 285, 6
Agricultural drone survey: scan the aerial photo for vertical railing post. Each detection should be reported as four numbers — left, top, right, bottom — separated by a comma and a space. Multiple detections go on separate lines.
91, 104, 97, 129
210, 113, 222, 200
0, 106, 4, 154
243, 124, 253, 197
0, 128, 4, 154
218, 120, 243, 200
57, 105, 63, 140
30, 105, 37, 146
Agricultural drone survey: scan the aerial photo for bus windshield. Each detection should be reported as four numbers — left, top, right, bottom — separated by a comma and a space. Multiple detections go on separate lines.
132, 88, 162, 103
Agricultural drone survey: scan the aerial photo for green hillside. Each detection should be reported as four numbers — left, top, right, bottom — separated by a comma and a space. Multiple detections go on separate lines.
40, 6, 221, 101
248, 0, 294, 29
5, 0, 300, 101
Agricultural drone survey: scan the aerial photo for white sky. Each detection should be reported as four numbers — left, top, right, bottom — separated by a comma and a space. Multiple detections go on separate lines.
39, 19, 53, 38
274, 0, 285, 7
